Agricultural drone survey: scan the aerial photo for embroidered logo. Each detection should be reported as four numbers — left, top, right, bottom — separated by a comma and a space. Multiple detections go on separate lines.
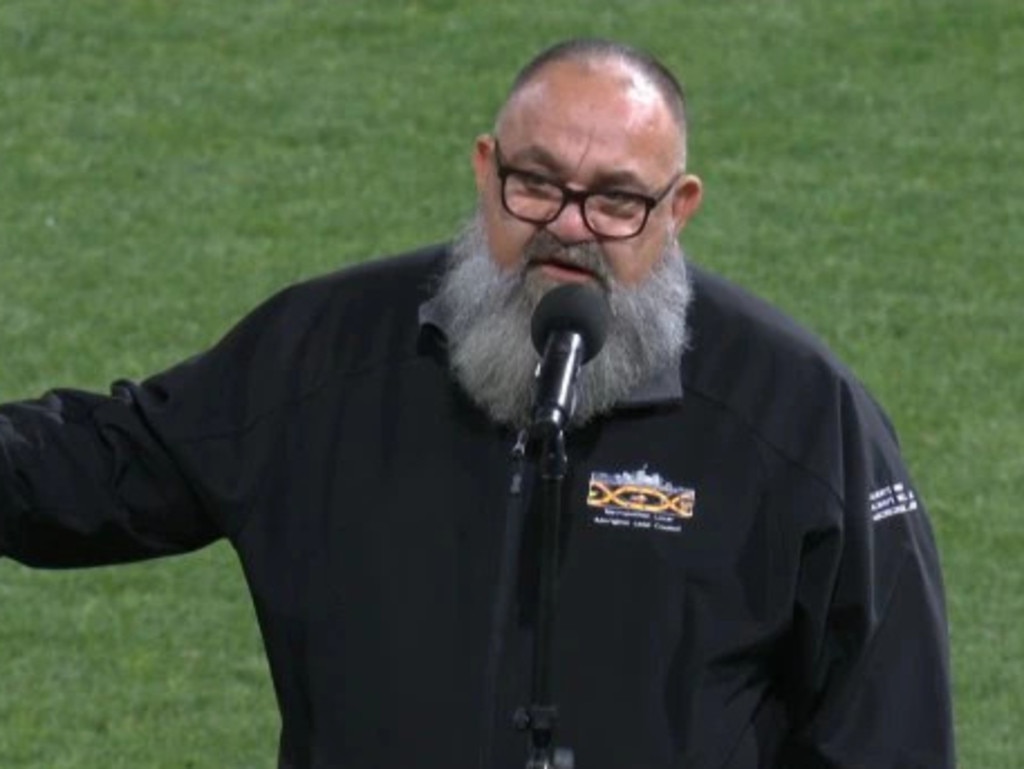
869, 481, 918, 523
587, 468, 695, 534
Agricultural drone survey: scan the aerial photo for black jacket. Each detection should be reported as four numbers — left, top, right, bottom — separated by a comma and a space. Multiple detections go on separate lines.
0, 243, 954, 768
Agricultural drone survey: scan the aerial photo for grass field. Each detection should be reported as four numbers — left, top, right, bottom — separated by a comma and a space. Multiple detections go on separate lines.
1, 1, 1021, 767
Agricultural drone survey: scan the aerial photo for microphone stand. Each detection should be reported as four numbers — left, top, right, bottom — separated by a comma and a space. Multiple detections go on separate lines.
515, 423, 574, 769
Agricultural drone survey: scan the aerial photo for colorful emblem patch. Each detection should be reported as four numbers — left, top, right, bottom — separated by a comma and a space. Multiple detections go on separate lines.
587, 468, 695, 534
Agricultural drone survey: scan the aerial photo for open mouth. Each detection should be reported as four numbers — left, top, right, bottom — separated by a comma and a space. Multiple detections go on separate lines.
528, 257, 603, 286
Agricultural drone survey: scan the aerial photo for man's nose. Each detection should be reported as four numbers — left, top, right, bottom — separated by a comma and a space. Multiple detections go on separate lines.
545, 198, 594, 244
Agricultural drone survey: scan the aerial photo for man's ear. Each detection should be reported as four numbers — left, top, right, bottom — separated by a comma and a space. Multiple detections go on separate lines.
472, 135, 495, 194
671, 174, 703, 235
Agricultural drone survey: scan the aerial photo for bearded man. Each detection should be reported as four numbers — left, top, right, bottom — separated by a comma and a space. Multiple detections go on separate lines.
0, 39, 954, 769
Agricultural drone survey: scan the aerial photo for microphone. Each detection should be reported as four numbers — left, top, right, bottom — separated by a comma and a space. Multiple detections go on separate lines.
529, 283, 610, 435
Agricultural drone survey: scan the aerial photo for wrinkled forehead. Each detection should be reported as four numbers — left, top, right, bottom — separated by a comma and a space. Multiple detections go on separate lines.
496, 59, 685, 174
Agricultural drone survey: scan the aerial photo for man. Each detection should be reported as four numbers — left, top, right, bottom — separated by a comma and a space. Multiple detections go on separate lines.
0, 39, 954, 768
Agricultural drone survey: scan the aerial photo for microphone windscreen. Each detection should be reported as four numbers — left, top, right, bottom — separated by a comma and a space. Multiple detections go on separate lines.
530, 284, 610, 362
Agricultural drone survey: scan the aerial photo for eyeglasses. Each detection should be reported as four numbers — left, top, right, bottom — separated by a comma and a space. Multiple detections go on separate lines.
493, 141, 680, 240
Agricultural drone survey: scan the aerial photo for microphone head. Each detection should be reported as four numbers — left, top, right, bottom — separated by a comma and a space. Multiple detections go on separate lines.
530, 283, 610, 363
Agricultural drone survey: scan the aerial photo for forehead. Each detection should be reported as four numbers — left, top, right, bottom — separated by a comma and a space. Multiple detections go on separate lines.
497, 59, 682, 180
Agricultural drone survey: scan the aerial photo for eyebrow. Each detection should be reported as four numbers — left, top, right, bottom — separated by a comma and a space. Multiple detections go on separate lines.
504, 144, 653, 193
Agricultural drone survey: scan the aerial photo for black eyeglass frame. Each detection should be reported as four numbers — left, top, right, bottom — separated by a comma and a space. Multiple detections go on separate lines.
492, 140, 681, 241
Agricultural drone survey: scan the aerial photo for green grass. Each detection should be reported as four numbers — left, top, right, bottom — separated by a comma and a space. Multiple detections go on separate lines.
1, 1, 1021, 766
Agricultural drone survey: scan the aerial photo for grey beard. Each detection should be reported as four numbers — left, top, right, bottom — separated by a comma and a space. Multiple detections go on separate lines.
434, 213, 693, 428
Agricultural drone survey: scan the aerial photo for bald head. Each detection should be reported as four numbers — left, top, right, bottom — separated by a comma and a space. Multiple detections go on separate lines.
497, 39, 689, 167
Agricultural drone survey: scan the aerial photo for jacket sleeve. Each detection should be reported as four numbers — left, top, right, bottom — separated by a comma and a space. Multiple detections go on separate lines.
0, 383, 221, 567
780, 383, 955, 769
0, 272, 349, 569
